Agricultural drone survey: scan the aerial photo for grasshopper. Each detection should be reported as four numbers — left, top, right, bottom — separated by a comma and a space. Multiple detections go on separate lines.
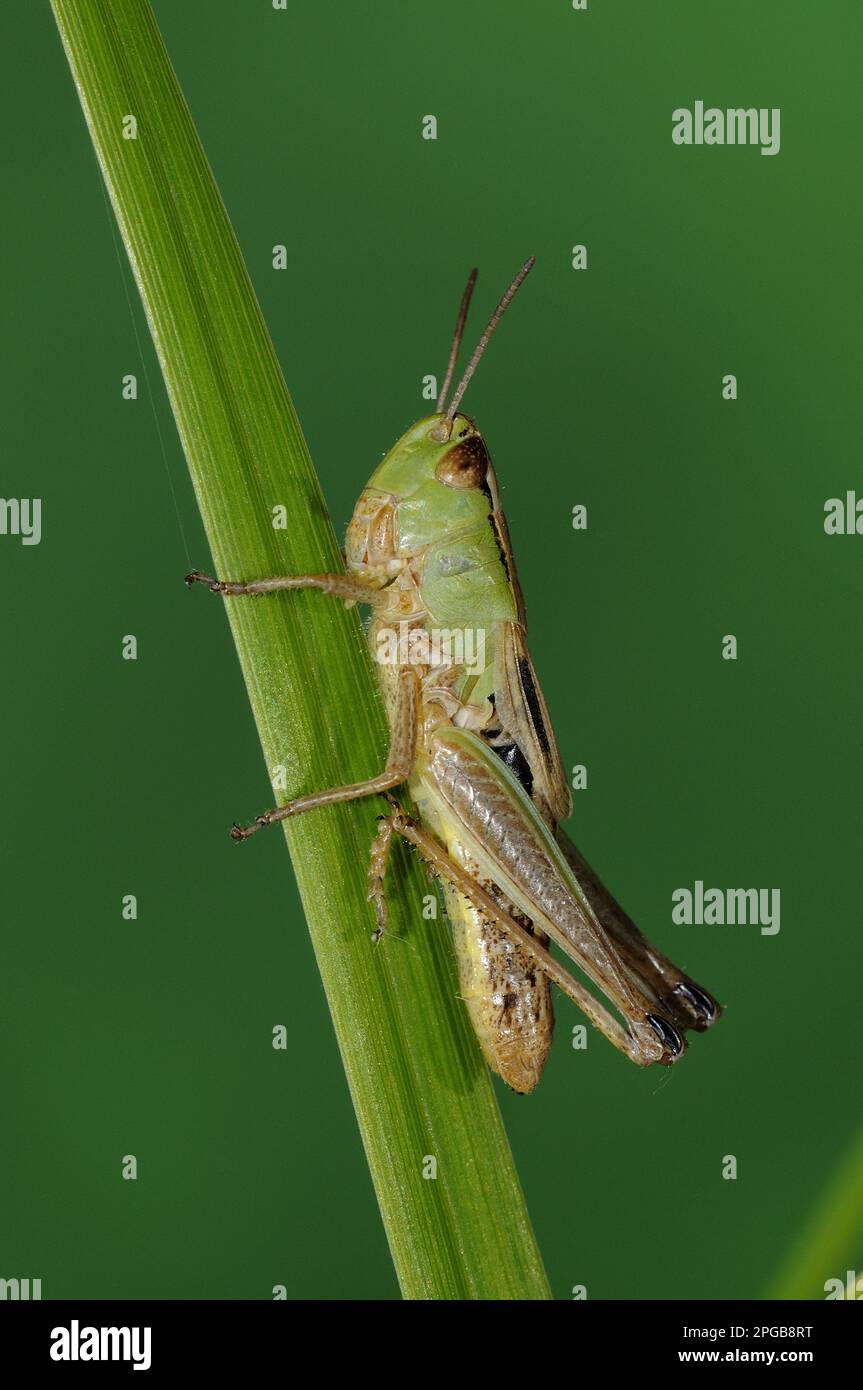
187, 259, 720, 1093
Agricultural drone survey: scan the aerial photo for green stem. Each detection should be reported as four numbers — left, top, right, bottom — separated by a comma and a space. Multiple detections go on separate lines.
51, 0, 550, 1299
766, 1124, 863, 1299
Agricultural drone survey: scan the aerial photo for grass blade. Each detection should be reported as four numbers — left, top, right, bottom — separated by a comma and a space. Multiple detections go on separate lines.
50, 0, 550, 1299
766, 1124, 863, 1300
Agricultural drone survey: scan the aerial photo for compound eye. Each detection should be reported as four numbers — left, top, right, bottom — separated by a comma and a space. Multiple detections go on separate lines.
435, 434, 489, 489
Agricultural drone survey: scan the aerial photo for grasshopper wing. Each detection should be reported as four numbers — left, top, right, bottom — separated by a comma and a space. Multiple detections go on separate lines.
484, 468, 571, 827
553, 826, 721, 1034
493, 620, 572, 826
420, 726, 701, 1064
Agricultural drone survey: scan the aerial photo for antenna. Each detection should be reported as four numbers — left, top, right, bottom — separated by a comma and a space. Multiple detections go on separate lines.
436, 268, 478, 413
437, 256, 535, 439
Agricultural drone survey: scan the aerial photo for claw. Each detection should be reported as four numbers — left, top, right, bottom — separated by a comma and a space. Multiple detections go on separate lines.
185, 570, 223, 592
673, 981, 721, 1030
647, 1013, 685, 1060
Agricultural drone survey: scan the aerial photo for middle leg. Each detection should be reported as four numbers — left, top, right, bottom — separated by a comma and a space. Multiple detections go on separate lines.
231, 668, 420, 840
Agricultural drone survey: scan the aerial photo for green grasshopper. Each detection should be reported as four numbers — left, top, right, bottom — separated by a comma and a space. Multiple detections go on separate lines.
187, 259, 720, 1093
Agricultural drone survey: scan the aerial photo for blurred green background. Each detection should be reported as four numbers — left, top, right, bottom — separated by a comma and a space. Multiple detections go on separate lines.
2, 1, 861, 1299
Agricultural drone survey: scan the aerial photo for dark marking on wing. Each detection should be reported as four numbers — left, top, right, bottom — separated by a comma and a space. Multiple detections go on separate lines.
495, 740, 534, 797
487, 512, 512, 583
482, 704, 536, 797
517, 656, 551, 757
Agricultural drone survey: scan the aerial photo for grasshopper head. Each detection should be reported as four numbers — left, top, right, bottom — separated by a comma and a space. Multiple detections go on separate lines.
346, 258, 535, 578
345, 413, 496, 575
368, 412, 490, 496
